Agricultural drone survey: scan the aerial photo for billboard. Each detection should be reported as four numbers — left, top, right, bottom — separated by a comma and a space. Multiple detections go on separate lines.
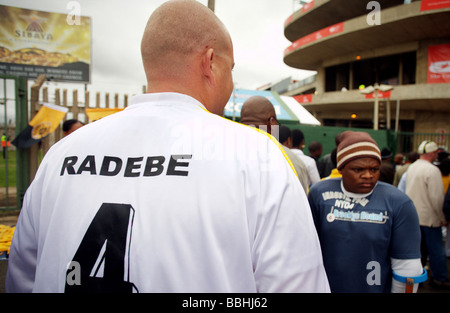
0, 5, 91, 83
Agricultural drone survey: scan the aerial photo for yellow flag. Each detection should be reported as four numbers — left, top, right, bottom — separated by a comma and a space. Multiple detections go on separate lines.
29, 103, 69, 139
12, 102, 68, 149
85, 108, 123, 122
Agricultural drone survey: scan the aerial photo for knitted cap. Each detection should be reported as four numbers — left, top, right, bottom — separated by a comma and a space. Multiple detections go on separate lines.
336, 131, 381, 170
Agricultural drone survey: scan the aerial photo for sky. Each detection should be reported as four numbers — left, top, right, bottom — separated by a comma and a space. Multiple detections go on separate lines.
0, 0, 315, 96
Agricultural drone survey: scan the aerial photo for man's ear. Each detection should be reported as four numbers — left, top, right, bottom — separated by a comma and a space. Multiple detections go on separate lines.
268, 116, 277, 125
202, 48, 215, 85
287, 137, 293, 149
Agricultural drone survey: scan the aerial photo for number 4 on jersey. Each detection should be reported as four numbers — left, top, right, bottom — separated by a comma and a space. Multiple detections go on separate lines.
65, 203, 138, 293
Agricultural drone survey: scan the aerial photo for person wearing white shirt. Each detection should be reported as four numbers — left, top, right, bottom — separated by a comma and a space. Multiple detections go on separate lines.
405, 140, 449, 290
290, 128, 321, 187
6, 0, 329, 293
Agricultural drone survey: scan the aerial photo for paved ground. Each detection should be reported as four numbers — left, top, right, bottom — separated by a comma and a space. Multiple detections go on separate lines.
1, 212, 450, 293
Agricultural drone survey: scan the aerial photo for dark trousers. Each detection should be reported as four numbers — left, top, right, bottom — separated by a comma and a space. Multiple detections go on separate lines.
421, 226, 448, 282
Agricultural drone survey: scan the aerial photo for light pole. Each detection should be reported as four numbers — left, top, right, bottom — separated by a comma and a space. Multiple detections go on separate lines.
360, 83, 393, 130
208, 0, 215, 12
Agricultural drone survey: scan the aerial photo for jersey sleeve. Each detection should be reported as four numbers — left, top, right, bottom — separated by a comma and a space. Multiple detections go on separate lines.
390, 195, 421, 260
5, 186, 39, 292
307, 184, 322, 233
5, 151, 53, 292
251, 138, 330, 293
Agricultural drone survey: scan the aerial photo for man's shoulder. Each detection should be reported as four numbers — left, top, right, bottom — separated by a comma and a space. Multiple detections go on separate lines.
205, 111, 270, 138
283, 147, 307, 167
408, 159, 440, 175
374, 181, 414, 203
395, 163, 409, 175
309, 178, 341, 194
409, 159, 431, 168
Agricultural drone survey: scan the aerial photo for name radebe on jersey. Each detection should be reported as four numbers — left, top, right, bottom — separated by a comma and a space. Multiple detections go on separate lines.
60, 154, 193, 177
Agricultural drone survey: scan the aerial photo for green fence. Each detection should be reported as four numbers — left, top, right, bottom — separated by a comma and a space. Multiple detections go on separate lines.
1, 75, 29, 212
394, 132, 449, 155
288, 124, 395, 158
287, 125, 449, 159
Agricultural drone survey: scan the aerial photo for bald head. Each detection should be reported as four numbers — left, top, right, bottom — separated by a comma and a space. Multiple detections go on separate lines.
140, 0, 234, 115
141, 0, 230, 81
240, 96, 278, 134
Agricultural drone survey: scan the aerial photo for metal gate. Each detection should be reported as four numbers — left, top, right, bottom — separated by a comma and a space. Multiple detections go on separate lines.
395, 132, 450, 155
1, 75, 28, 211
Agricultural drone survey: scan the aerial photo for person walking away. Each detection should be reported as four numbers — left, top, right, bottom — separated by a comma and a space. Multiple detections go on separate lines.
405, 140, 449, 290
240, 95, 310, 193
291, 129, 321, 187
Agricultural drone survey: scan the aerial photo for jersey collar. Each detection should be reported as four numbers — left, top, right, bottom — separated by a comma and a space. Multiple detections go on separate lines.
340, 180, 376, 199
128, 92, 208, 111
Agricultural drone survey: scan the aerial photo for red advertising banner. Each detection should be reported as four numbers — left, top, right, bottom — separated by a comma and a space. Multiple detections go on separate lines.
427, 43, 450, 84
420, 0, 450, 11
294, 94, 313, 103
285, 22, 344, 55
365, 91, 391, 99
284, 1, 315, 26
285, 15, 293, 26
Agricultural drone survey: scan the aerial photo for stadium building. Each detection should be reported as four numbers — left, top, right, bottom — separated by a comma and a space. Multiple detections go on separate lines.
280, 0, 450, 134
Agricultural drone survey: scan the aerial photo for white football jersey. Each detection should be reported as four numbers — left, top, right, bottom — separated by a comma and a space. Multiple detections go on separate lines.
6, 92, 329, 293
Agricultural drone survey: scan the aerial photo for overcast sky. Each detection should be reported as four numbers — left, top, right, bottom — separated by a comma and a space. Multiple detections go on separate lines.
1, 0, 315, 96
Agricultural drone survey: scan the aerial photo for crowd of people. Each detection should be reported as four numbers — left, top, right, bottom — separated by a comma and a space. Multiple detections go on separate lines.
277, 126, 450, 292
4, 0, 449, 294
238, 93, 443, 292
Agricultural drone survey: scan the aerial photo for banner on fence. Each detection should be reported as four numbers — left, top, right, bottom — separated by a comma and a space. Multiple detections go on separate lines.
12, 102, 68, 148
0, 5, 91, 83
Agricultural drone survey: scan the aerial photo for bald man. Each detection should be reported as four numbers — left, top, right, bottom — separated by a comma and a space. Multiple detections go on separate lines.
240, 95, 309, 192
7, 0, 329, 293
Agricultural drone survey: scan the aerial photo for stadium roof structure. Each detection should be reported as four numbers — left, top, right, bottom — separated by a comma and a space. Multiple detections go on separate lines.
284, 0, 450, 70
279, 0, 450, 134
224, 89, 320, 126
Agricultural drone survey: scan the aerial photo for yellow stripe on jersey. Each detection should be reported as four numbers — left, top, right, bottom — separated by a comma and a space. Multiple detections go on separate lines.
197, 105, 299, 179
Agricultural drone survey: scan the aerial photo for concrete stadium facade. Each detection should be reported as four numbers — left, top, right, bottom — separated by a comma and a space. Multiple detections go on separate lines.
282, 0, 450, 134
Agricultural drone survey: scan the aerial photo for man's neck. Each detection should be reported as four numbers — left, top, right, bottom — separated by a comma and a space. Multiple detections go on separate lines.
420, 154, 434, 163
